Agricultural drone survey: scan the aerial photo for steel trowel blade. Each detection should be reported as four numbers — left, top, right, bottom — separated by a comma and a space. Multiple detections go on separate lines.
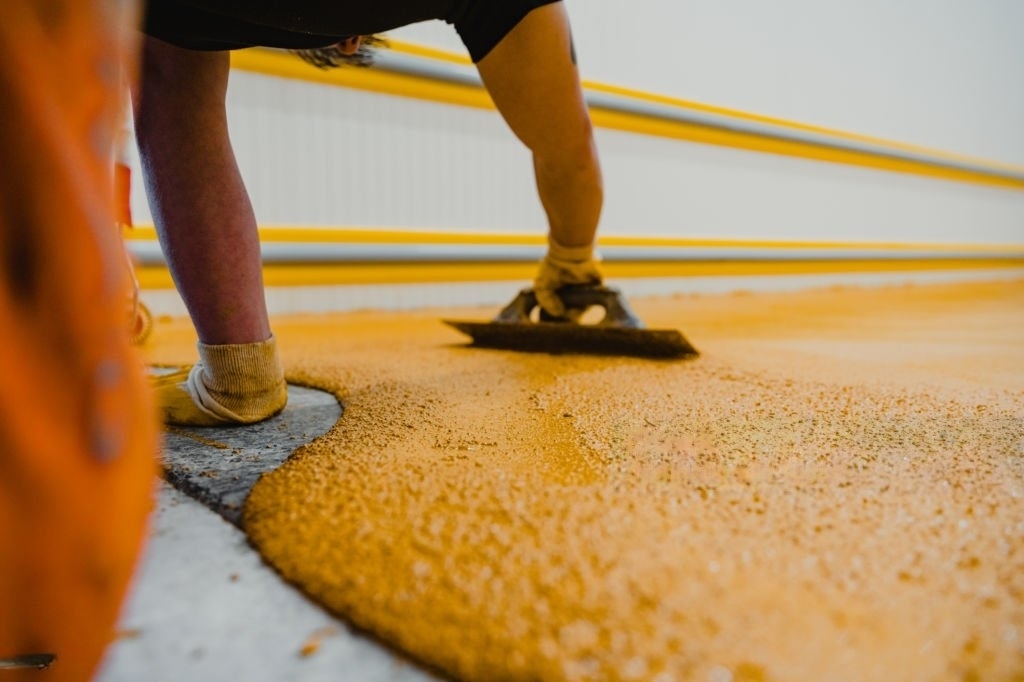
443, 320, 698, 359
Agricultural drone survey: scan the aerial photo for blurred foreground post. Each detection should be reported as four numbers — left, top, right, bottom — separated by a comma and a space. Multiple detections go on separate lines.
0, 1, 160, 680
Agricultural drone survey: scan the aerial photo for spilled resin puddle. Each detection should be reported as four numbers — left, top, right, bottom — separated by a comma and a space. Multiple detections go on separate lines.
148, 280, 1024, 682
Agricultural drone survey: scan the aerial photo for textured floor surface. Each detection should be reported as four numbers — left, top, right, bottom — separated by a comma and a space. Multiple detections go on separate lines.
146, 280, 1024, 682
156, 382, 341, 526
99, 483, 438, 682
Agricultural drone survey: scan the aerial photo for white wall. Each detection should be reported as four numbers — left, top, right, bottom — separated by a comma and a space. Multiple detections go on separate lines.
129, 1, 1024, 248
130, 70, 1024, 246
396, 0, 1024, 166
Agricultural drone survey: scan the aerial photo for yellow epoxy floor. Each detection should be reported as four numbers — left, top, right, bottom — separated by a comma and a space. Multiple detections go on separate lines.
147, 280, 1024, 682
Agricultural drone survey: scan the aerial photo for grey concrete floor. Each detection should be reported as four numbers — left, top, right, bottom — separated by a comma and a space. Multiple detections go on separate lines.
97, 382, 441, 682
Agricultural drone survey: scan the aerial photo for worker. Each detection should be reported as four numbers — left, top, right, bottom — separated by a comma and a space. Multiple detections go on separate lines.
136, 1, 605, 426
0, 2, 160, 680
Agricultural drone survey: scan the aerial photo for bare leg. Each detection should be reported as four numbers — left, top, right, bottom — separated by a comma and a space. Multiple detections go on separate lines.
132, 38, 270, 345
475, 2, 603, 248
133, 38, 285, 425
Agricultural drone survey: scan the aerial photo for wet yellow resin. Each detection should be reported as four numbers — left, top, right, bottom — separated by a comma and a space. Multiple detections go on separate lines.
148, 281, 1024, 681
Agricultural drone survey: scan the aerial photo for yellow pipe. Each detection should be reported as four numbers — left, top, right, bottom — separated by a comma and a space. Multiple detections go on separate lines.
127, 225, 1024, 255
384, 39, 1024, 177
230, 48, 1024, 191
136, 258, 1024, 290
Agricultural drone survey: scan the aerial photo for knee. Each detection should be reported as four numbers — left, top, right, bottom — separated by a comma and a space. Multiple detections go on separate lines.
533, 117, 598, 169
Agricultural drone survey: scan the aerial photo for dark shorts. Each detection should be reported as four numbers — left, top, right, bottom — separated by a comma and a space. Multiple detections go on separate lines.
144, 0, 560, 62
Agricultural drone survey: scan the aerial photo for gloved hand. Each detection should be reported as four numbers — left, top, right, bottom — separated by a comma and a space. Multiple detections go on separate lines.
533, 236, 603, 318
152, 335, 287, 426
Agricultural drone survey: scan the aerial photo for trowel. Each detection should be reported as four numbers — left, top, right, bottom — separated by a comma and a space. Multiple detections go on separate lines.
443, 285, 698, 359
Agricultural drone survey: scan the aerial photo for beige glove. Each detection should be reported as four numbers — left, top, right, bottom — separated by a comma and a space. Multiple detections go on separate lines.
152, 335, 287, 426
533, 236, 603, 317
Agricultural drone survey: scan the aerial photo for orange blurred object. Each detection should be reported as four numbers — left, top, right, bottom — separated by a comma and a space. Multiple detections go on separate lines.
0, 2, 159, 681
115, 136, 153, 346
114, 162, 133, 228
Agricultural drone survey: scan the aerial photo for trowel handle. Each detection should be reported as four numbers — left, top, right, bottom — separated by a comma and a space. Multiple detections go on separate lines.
493, 286, 646, 329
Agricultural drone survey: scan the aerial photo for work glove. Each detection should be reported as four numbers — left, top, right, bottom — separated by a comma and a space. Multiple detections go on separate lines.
152, 335, 287, 426
533, 236, 603, 318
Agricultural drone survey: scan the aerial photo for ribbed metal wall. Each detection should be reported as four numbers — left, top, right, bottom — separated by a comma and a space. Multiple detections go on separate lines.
129, 67, 1024, 245
226, 73, 543, 232
125, 1, 1024, 314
